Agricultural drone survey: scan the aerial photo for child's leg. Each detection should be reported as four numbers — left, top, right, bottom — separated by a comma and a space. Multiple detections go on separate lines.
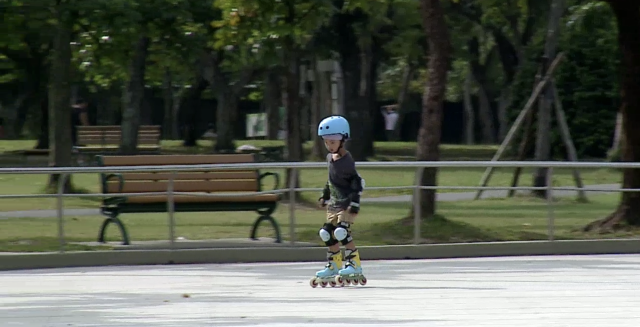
334, 211, 362, 275
315, 211, 343, 278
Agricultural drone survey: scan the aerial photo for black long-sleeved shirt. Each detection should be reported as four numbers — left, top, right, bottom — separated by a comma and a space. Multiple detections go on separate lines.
320, 152, 365, 212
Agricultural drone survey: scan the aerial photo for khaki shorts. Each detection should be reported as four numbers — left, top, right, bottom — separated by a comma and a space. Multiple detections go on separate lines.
326, 210, 356, 225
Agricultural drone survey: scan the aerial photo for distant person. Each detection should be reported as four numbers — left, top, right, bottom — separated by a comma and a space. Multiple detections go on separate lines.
71, 97, 90, 146
381, 105, 399, 141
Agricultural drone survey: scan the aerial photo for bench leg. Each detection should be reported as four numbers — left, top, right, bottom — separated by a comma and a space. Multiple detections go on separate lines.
98, 215, 131, 245
250, 214, 282, 243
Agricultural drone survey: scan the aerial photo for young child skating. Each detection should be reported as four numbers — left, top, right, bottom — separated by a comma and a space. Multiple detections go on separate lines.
310, 115, 366, 288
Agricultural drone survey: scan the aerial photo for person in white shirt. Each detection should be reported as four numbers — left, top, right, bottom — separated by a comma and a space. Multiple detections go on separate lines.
381, 105, 399, 141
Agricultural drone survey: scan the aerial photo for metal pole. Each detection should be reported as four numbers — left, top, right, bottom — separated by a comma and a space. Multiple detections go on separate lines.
57, 173, 68, 253
167, 171, 176, 249
546, 167, 555, 241
413, 168, 424, 245
288, 168, 297, 246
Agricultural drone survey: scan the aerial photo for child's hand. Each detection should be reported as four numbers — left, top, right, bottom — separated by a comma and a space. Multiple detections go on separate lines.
347, 206, 359, 216
317, 198, 327, 209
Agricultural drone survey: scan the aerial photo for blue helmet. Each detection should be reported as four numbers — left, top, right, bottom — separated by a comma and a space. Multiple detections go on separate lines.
318, 116, 350, 139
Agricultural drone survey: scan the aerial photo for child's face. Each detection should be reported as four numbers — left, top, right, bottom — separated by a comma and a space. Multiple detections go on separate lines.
324, 139, 341, 153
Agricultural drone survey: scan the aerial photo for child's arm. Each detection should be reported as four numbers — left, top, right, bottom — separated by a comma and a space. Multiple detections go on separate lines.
319, 181, 330, 206
318, 153, 332, 207
347, 168, 365, 214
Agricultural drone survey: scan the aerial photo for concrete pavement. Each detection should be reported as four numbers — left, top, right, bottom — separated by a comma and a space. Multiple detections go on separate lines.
1, 254, 639, 326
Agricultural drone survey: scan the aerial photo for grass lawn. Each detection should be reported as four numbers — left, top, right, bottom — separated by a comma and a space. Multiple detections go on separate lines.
0, 194, 632, 252
0, 165, 622, 212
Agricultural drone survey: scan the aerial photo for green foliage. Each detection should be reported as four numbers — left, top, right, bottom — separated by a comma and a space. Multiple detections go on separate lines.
72, 0, 200, 88
0, 0, 625, 156
510, 2, 619, 158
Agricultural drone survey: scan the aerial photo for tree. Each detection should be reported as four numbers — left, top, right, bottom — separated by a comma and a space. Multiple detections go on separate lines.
74, 0, 197, 151
214, 0, 334, 199
0, 1, 53, 143
47, 0, 73, 193
414, 0, 452, 218
584, 0, 640, 231
531, 0, 565, 197
450, 0, 550, 142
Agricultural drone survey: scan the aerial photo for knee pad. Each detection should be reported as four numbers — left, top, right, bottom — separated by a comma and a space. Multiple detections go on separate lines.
333, 221, 353, 245
319, 223, 338, 246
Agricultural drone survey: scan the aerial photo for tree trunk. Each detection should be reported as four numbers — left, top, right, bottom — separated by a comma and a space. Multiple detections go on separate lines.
46, 7, 73, 193
284, 45, 304, 201
532, 0, 564, 197
496, 89, 512, 141
414, 0, 451, 218
36, 97, 49, 149
611, 110, 623, 153
476, 83, 495, 143
265, 69, 282, 140
335, 12, 375, 160
2, 93, 27, 139
365, 45, 379, 156
162, 68, 174, 140
181, 74, 208, 146
311, 60, 327, 160
107, 83, 122, 125
30, 57, 48, 148
299, 64, 311, 143
584, 0, 640, 231
468, 37, 496, 144
395, 62, 415, 141
170, 89, 182, 139
341, 48, 374, 160
463, 69, 475, 145
120, 36, 150, 155
213, 90, 237, 152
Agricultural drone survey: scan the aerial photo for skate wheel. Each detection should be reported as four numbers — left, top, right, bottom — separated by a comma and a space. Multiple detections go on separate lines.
334, 275, 345, 287
350, 278, 358, 285
320, 281, 328, 288
358, 276, 367, 286
329, 280, 337, 287
310, 277, 319, 288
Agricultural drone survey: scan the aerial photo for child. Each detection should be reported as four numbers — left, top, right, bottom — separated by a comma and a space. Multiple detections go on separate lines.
312, 115, 366, 287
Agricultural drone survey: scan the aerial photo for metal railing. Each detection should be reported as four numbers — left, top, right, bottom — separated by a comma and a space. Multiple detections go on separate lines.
0, 160, 636, 253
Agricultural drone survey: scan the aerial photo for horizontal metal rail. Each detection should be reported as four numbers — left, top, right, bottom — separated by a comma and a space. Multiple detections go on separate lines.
0, 160, 638, 175
0, 161, 633, 254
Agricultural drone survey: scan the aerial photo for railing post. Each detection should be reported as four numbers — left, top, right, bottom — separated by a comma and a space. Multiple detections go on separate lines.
167, 171, 176, 249
413, 167, 424, 245
546, 167, 555, 241
57, 173, 68, 253
288, 168, 297, 246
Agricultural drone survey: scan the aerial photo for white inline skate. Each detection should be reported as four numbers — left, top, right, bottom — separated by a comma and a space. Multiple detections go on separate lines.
310, 251, 343, 288
334, 249, 367, 287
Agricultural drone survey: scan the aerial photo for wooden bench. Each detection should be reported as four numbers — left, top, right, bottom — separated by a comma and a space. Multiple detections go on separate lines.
75, 125, 162, 155
96, 154, 282, 245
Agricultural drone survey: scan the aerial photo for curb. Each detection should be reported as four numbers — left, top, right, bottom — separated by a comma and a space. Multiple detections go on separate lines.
2, 239, 640, 271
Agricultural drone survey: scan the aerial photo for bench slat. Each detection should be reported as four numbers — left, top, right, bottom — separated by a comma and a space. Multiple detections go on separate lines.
81, 134, 160, 138
101, 154, 256, 166
106, 180, 258, 193
78, 125, 160, 132
77, 147, 159, 152
117, 171, 257, 181
122, 194, 278, 204
78, 132, 160, 136
77, 137, 160, 144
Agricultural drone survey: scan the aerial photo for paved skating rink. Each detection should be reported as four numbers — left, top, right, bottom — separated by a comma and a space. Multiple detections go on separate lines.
2, 254, 640, 327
